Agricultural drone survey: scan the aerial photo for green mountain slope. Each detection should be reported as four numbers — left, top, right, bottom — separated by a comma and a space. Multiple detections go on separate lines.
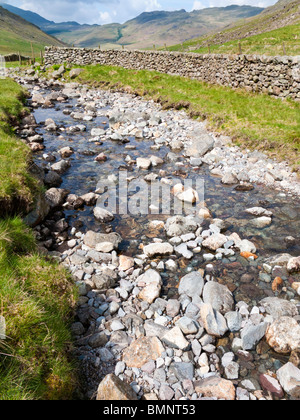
0, 6, 65, 56
167, 0, 300, 55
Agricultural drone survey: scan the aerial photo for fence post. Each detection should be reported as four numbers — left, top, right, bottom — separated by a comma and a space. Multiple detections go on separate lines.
18, 51, 21, 66
31, 42, 34, 62
238, 42, 242, 55
40, 50, 43, 65
282, 42, 287, 55
208, 45, 211, 54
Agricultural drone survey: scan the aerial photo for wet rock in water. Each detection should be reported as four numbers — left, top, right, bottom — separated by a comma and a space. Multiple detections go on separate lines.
266, 317, 300, 354
93, 207, 114, 223
51, 159, 71, 174
200, 303, 228, 337
251, 216, 272, 229
136, 157, 152, 170
165, 215, 198, 238
202, 234, 227, 251
44, 171, 62, 187
80, 192, 98, 206
276, 363, 300, 399
45, 188, 69, 209
96, 374, 138, 401
83, 231, 121, 250
174, 243, 193, 259
260, 297, 298, 319
173, 184, 199, 204
245, 207, 273, 217
178, 271, 204, 298
221, 172, 238, 185
122, 336, 164, 368
95, 153, 107, 162
143, 242, 174, 258
202, 282, 234, 315
194, 376, 236, 400
58, 146, 74, 158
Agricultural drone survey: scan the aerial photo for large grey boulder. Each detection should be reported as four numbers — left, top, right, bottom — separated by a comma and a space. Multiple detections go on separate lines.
260, 297, 298, 320
178, 271, 204, 298
203, 282, 234, 315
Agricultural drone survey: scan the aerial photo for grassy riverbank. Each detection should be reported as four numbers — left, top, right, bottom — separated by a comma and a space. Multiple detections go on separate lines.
0, 78, 77, 399
69, 64, 300, 169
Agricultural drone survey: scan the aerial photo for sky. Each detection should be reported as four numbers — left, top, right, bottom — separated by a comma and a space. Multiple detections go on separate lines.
4, 0, 278, 25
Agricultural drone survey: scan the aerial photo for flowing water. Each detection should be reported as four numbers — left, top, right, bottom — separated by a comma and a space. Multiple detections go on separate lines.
28, 84, 300, 305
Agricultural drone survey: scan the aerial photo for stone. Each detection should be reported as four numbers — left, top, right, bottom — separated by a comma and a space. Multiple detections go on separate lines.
251, 216, 272, 229
277, 363, 300, 399
166, 299, 181, 317
178, 271, 204, 298
51, 159, 70, 174
119, 255, 135, 271
83, 231, 122, 250
137, 269, 162, 286
143, 242, 174, 257
221, 172, 238, 185
287, 257, 300, 273
45, 188, 69, 209
96, 374, 138, 401
138, 282, 161, 304
202, 234, 228, 251
69, 68, 84, 79
194, 376, 236, 400
136, 158, 152, 169
174, 186, 199, 204
185, 133, 214, 158
93, 207, 114, 222
162, 326, 190, 350
159, 385, 175, 400
176, 316, 198, 335
122, 336, 164, 368
174, 243, 193, 259
95, 242, 114, 253
169, 362, 194, 381
240, 322, 268, 351
238, 239, 257, 254
259, 374, 284, 398
165, 215, 198, 238
225, 311, 242, 332
266, 317, 300, 354
246, 207, 273, 217
260, 297, 298, 319
88, 332, 108, 348
276, 363, 300, 399
199, 303, 228, 337
202, 282, 234, 315
225, 362, 239, 380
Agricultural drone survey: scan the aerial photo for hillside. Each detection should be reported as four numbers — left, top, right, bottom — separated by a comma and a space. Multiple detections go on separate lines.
0, 6, 65, 56
167, 0, 300, 55
0, 4, 264, 50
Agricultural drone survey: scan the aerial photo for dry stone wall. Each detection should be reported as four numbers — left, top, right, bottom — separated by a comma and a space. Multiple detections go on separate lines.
44, 47, 300, 100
